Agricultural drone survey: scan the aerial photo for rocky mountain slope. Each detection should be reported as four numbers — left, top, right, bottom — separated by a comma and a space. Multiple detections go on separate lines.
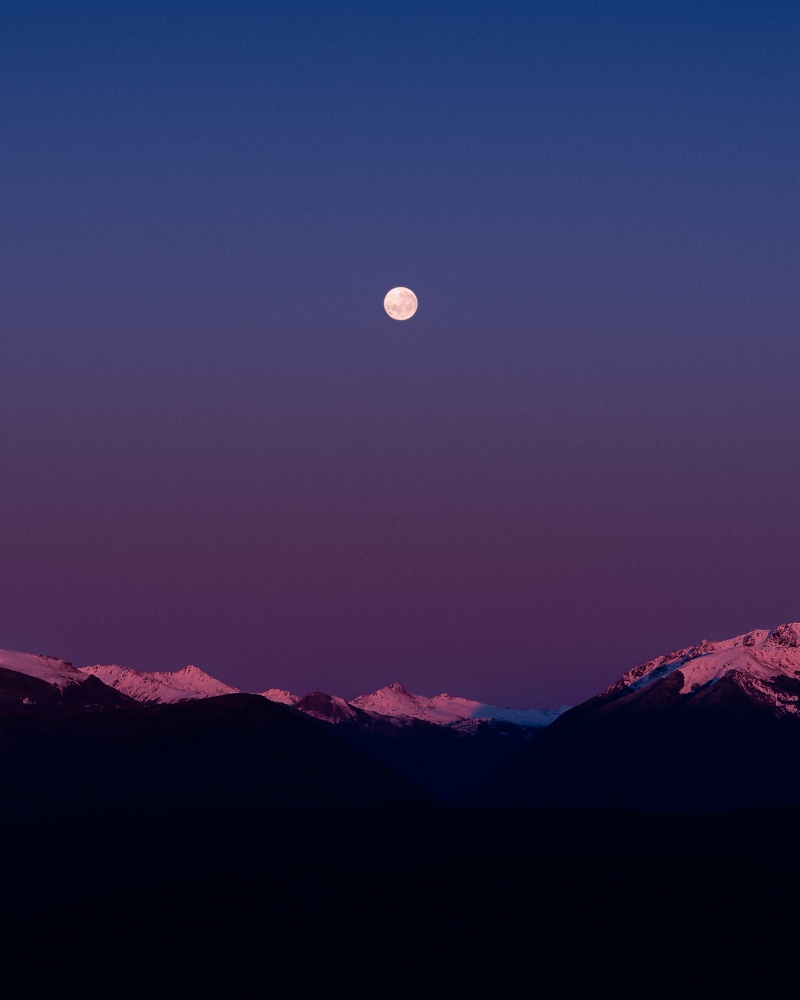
490, 621, 800, 812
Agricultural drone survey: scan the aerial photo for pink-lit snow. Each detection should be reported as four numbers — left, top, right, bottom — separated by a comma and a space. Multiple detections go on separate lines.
612, 623, 800, 714
0, 649, 86, 690
260, 689, 300, 705
79, 663, 240, 703
351, 682, 566, 727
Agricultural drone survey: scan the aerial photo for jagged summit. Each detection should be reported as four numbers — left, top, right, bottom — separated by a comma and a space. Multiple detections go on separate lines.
765, 622, 800, 648
79, 662, 240, 703
351, 683, 565, 728
603, 622, 800, 716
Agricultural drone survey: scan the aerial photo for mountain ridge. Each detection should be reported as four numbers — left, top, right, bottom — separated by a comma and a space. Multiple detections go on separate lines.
0, 645, 561, 806
80, 662, 240, 703
488, 620, 800, 812
0, 647, 560, 726
8, 620, 800, 812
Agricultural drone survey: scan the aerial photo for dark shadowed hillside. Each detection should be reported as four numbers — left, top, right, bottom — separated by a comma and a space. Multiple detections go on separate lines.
0, 694, 435, 823
488, 624, 800, 812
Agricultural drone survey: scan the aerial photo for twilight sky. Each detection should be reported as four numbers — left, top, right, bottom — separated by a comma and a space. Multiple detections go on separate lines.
1, 1, 799, 707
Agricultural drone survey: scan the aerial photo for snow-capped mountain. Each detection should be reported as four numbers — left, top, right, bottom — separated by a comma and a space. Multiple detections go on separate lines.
491, 621, 800, 813
79, 663, 240, 703
0, 646, 560, 727
260, 688, 299, 706
0, 648, 137, 708
289, 688, 546, 803
0, 649, 240, 705
9, 622, 800, 812
597, 621, 800, 718
0, 649, 87, 691
265, 681, 563, 730
350, 682, 566, 728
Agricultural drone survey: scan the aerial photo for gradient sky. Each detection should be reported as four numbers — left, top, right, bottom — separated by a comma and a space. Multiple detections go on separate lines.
1, 1, 799, 707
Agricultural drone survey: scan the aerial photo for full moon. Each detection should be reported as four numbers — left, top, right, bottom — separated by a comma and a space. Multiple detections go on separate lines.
384, 286, 418, 321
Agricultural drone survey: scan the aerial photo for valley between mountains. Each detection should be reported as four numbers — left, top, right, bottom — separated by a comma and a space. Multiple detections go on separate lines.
4, 620, 800, 813
4, 625, 800, 997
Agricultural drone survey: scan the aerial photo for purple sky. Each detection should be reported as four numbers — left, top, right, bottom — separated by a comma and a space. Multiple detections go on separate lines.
1, 2, 799, 707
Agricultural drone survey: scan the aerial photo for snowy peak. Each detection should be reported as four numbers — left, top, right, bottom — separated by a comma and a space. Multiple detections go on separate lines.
0, 649, 241, 705
0, 649, 86, 691
79, 663, 240, 703
260, 688, 299, 706
351, 683, 432, 719
351, 683, 565, 728
609, 622, 800, 716
0, 648, 140, 708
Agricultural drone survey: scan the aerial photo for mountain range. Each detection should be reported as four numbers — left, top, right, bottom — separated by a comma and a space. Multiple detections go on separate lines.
4, 621, 800, 812
0, 649, 563, 805
490, 620, 800, 812
6, 619, 800, 996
